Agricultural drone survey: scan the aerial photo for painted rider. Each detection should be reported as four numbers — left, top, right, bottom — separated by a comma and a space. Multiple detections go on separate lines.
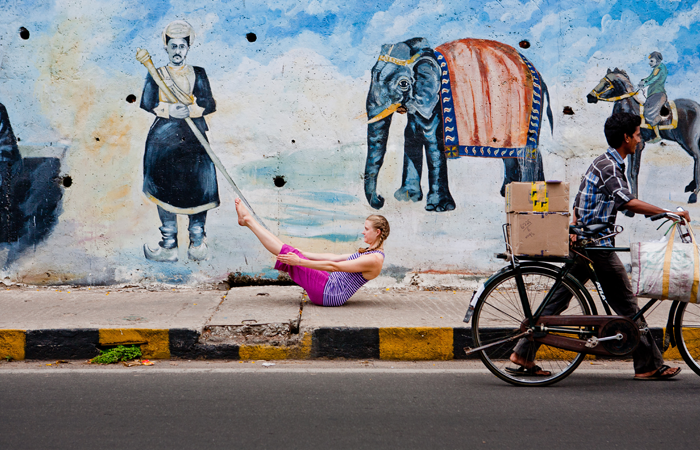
139, 20, 219, 262
637, 51, 667, 144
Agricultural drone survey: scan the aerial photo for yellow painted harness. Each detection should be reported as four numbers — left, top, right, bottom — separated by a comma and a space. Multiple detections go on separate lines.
590, 75, 677, 130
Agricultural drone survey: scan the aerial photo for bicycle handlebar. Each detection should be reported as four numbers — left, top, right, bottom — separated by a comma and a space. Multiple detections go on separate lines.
649, 212, 682, 222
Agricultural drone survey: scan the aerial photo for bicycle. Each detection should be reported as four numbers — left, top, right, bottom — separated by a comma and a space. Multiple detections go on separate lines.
463, 211, 700, 386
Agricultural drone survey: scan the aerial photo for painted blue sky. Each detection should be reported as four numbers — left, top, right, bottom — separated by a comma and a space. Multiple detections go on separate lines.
3, 0, 700, 81
2, 0, 700, 142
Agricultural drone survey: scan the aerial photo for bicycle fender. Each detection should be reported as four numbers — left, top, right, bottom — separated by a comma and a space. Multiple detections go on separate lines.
463, 284, 486, 324
666, 301, 680, 350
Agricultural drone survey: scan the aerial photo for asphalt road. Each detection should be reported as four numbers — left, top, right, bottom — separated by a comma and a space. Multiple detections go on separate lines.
1, 360, 699, 449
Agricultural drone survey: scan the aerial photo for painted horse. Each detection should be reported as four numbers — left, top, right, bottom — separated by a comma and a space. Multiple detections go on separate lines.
587, 68, 700, 203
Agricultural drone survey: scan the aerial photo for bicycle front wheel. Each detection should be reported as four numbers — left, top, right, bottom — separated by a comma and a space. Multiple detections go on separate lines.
674, 301, 700, 376
471, 265, 592, 386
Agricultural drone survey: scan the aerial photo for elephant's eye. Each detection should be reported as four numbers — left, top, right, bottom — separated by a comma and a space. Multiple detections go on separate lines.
397, 78, 410, 91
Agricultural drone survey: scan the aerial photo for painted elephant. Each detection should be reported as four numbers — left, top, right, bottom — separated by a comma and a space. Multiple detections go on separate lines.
364, 38, 552, 212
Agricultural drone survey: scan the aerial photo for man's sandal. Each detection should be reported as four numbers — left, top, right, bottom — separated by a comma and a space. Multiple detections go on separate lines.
633, 365, 681, 381
505, 365, 552, 377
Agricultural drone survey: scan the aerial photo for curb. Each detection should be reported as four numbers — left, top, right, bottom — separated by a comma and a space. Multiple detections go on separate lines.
0, 327, 684, 361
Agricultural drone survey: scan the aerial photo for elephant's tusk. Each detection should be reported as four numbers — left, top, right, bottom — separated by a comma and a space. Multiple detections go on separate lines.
367, 103, 401, 124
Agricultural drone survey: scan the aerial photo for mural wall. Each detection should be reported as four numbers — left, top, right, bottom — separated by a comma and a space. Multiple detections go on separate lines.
2, 0, 700, 286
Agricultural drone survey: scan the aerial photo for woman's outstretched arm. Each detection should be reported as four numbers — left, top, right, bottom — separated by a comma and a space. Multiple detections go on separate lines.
277, 252, 383, 274
299, 251, 353, 262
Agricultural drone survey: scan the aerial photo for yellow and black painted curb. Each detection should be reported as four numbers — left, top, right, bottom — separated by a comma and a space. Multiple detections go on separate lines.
0, 327, 693, 361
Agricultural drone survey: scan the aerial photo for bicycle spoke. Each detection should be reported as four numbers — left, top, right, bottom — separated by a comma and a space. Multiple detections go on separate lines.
472, 266, 591, 386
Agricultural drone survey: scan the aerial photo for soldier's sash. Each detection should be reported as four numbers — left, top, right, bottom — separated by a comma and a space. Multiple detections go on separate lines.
157, 66, 195, 106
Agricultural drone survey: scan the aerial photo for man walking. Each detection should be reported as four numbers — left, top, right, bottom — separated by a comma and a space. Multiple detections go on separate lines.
139, 20, 219, 262
510, 112, 687, 380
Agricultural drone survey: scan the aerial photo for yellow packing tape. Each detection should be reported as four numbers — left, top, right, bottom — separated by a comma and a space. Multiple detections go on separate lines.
530, 182, 549, 212
661, 223, 700, 302
689, 225, 699, 303
662, 225, 676, 299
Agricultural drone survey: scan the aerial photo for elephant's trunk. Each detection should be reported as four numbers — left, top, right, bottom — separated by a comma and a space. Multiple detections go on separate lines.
364, 116, 393, 209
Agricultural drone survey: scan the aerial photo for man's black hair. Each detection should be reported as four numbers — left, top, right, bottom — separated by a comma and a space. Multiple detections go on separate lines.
649, 51, 663, 61
604, 112, 641, 149
165, 35, 190, 46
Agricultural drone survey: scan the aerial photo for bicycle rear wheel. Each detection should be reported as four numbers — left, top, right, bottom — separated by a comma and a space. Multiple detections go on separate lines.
471, 265, 592, 386
674, 302, 700, 376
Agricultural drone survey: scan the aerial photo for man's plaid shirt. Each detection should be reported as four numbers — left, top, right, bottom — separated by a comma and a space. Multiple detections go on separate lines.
573, 148, 634, 247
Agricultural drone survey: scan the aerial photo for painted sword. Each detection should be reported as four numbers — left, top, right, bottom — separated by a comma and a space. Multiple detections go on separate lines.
135, 48, 269, 230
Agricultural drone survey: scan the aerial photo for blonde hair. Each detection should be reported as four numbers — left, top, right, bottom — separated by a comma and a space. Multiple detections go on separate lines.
359, 215, 390, 253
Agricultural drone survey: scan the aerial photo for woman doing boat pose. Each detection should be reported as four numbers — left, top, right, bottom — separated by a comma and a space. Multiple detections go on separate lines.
235, 198, 389, 306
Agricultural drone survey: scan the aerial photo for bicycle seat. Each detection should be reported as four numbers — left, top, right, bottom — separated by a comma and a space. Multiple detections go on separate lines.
569, 223, 611, 237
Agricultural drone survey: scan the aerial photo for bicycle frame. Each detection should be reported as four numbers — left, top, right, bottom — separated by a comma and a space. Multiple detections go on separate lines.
466, 210, 696, 384
468, 248, 680, 356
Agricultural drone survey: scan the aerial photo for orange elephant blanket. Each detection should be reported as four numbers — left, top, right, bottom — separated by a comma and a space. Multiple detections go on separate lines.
434, 39, 543, 159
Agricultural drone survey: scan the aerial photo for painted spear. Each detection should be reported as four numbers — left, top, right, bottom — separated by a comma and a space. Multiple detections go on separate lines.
135, 48, 268, 230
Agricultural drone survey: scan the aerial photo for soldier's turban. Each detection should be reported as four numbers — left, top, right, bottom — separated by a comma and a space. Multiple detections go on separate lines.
162, 20, 195, 47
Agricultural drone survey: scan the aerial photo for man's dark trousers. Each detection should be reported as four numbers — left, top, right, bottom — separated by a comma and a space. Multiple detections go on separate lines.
513, 251, 664, 374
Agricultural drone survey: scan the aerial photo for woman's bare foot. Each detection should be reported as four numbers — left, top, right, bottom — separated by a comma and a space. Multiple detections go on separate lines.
235, 198, 252, 227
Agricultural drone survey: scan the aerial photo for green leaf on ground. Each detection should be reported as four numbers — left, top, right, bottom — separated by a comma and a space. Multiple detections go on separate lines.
90, 345, 142, 364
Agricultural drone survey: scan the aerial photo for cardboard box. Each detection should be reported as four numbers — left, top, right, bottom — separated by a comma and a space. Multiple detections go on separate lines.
505, 181, 569, 213
507, 212, 570, 257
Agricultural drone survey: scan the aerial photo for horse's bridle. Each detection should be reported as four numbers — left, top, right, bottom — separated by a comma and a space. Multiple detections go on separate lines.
589, 75, 640, 102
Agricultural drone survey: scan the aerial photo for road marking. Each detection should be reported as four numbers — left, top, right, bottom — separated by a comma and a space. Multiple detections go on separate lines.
0, 367, 691, 375
0, 368, 491, 374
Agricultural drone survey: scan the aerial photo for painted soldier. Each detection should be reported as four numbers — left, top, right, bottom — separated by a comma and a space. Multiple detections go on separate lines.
0, 102, 21, 243
637, 51, 667, 144
140, 20, 219, 262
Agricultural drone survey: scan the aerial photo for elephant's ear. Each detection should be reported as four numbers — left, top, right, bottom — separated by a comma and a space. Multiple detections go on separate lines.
408, 55, 440, 120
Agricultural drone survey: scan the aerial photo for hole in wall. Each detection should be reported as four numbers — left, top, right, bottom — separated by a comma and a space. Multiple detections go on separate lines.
95, 137, 100, 141
62, 176, 73, 188
519, 40, 530, 49
16, 137, 20, 142
562, 106, 574, 115
246, 32, 257, 42
126, 94, 137, 103
291, 139, 296, 144
273, 176, 286, 187
19, 27, 30, 40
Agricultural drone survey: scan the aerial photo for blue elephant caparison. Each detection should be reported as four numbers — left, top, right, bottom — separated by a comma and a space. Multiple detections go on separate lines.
364, 37, 553, 212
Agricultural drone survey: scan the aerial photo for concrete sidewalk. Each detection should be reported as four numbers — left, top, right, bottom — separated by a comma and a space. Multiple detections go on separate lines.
0, 284, 680, 361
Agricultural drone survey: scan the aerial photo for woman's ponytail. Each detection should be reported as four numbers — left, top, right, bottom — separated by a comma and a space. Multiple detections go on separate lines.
359, 215, 390, 253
